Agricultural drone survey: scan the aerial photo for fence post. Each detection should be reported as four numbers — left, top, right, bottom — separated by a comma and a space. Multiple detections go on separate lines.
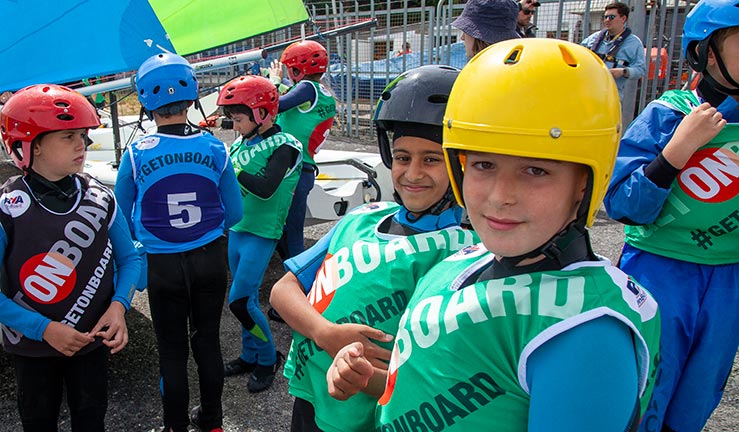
624, 0, 647, 125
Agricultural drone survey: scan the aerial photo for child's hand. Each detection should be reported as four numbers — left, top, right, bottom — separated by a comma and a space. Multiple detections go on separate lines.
663, 102, 726, 169
327, 342, 374, 400
42, 321, 94, 357
315, 323, 393, 367
91, 302, 128, 354
269, 59, 284, 84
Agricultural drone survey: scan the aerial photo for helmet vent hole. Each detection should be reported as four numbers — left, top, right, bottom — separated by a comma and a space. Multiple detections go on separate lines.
428, 94, 448, 104
54, 101, 70, 108
57, 114, 74, 121
153, 86, 160, 95
179, 80, 188, 87
558, 45, 579, 67
381, 92, 391, 101
504, 47, 522, 64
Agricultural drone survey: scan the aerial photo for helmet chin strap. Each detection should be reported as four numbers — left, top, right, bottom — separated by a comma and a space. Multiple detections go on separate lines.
496, 176, 596, 272
242, 122, 262, 140
393, 186, 457, 220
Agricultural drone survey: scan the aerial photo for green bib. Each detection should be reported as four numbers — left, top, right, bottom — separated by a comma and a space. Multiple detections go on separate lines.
276, 81, 336, 166
625, 90, 739, 264
283, 202, 478, 432
229, 133, 302, 239
376, 245, 661, 431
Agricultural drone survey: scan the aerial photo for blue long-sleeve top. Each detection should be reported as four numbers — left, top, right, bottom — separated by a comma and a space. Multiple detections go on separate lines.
605, 94, 739, 224
0, 206, 140, 341
581, 29, 646, 100
278, 81, 317, 113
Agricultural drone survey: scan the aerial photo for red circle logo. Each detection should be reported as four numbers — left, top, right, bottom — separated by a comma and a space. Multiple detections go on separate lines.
19, 252, 77, 304
678, 148, 739, 203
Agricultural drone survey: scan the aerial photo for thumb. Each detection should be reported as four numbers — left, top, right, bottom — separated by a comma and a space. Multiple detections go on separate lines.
347, 341, 365, 357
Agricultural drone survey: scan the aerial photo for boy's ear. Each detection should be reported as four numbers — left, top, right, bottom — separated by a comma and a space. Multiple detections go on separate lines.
706, 43, 717, 67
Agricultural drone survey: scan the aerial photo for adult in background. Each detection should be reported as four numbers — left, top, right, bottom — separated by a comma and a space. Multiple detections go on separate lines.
451, 0, 520, 59
516, 0, 540, 38
581, 2, 646, 101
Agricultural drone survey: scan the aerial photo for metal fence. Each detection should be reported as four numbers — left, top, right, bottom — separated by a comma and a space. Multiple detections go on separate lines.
194, 0, 696, 140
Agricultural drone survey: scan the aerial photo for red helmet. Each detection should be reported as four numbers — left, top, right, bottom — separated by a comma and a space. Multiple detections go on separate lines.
281, 40, 329, 82
217, 75, 279, 125
0, 84, 100, 171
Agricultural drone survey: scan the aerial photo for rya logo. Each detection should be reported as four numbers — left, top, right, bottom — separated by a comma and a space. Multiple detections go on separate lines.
0, 190, 31, 218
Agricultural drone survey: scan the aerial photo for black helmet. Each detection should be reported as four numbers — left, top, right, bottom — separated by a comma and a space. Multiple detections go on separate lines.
375, 65, 460, 169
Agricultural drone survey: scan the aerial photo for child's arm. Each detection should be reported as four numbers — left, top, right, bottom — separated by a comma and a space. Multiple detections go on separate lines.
661, 102, 725, 170
270, 271, 393, 360
114, 149, 137, 234
108, 206, 140, 309
88, 206, 141, 354
219, 158, 243, 229
283, 223, 338, 290
0, 229, 52, 340
278, 81, 317, 113
0, 228, 94, 355
236, 145, 300, 199
605, 103, 723, 224
526, 316, 639, 431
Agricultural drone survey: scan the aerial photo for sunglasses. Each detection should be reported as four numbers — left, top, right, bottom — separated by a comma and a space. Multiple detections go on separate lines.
522, 9, 535, 15
603, 14, 619, 21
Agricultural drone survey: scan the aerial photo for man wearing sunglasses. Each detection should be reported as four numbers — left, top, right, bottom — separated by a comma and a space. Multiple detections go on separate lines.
516, 0, 540, 38
581, 2, 646, 101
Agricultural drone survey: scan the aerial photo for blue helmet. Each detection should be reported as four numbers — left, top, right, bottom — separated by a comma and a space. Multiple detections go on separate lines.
682, 0, 739, 72
135, 52, 198, 111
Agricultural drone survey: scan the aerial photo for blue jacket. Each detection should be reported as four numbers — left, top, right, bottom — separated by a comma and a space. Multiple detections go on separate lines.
605, 94, 739, 223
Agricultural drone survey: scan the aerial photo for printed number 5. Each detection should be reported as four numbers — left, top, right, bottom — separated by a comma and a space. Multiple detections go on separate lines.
168, 192, 201, 228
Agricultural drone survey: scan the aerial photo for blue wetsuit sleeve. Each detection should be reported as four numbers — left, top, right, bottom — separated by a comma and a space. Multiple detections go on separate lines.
604, 103, 682, 224
114, 148, 137, 235
527, 316, 638, 432
109, 206, 141, 310
0, 228, 52, 341
284, 224, 338, 293
220, 157, 243, 229
278, 81, 317, 113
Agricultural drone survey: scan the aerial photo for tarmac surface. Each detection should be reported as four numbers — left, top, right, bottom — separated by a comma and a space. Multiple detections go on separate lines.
0, 134, 736, 431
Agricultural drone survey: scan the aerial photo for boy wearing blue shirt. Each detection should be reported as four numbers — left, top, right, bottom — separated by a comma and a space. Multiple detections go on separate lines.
115, 52, 242, 432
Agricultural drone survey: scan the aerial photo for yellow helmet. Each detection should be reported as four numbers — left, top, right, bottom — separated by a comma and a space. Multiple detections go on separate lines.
443, 38, 621, 227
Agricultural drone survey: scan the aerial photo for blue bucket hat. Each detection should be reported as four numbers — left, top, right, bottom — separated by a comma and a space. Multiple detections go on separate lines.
452, 0, 521, 45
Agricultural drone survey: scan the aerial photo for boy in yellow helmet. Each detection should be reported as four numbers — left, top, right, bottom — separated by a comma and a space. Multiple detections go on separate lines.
327, 39, 661, 431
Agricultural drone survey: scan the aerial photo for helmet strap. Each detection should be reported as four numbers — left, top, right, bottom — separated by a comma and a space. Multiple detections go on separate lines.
496, 174, 596, 271
393, 186, 457, 220
377, 127, 394, 169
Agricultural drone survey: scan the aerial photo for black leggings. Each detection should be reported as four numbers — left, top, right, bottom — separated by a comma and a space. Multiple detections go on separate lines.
14, 346, 109, 432
147, 236, 228, 431
291, 397, 324, 432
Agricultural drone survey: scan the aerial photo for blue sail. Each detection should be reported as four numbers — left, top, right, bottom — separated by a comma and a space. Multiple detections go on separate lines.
0, 0, 175, 91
